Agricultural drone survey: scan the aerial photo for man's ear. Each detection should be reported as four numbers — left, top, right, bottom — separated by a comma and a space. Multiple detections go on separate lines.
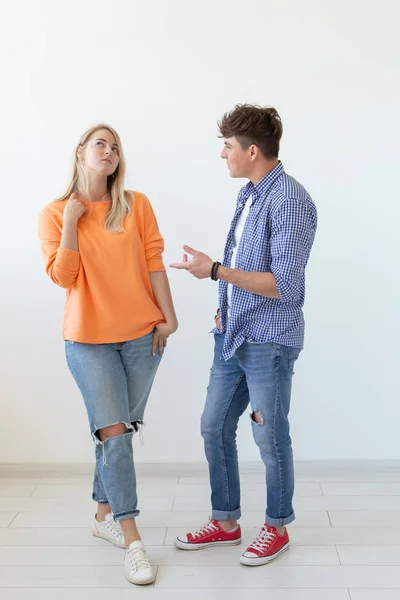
249, 144, 259, 160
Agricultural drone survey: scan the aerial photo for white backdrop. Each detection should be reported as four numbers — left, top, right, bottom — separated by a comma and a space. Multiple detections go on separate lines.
0, 0, 399, 463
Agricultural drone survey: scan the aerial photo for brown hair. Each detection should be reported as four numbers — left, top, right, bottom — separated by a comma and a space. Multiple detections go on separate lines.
218, 104, 283, 159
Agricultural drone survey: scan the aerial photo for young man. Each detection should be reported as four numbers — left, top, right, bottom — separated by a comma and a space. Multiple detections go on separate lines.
170, 104, 317, 566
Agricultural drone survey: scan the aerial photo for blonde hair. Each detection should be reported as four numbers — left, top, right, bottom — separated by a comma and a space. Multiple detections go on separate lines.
56, 124, 131, 233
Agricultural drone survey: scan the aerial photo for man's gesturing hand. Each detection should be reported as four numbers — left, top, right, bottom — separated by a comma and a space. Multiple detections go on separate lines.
170, 245, 214, 279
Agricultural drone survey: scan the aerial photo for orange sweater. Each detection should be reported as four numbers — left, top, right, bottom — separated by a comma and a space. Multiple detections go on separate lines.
38, 192, 166, 343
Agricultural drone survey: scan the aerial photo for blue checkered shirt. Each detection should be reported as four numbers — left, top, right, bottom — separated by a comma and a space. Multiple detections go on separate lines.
215, 162, 317, 360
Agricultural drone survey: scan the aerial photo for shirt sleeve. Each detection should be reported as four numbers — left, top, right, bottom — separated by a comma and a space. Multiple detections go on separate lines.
38, 208, 80, 288
270, 198, 317, 302
142, 195, 166, 272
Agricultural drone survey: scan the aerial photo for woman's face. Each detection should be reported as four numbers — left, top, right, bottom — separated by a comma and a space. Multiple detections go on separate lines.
79, 128, 120, 177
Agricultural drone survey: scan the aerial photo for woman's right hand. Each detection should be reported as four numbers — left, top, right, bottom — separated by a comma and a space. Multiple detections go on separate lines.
63, 192, 87, 223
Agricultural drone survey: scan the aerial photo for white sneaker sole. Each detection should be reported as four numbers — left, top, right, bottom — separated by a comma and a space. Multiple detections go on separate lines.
240, 542, 290, 566
126, 571, 156, 585
92, 528, 126, 549
175, 537, 242, 551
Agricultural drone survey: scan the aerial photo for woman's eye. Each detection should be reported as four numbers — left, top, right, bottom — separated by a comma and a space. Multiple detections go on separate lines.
96, 141, 103, 147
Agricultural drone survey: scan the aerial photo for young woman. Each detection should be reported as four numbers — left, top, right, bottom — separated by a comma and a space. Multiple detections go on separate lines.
38, 124, 178, 585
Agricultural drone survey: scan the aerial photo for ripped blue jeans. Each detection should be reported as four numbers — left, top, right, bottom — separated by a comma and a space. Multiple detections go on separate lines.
65, 331, 162, 521
201, 333, 301, 527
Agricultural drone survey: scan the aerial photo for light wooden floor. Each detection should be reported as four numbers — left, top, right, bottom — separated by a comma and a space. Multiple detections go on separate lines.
1, 461, 400, 599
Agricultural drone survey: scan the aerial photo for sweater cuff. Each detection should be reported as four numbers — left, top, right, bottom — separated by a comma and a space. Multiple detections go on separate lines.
55, 247, 80, 270
147, 257, 166, 272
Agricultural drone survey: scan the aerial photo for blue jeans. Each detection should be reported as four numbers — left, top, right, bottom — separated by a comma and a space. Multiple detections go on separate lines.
201, 333, 300, 527
65, 331, 162, 521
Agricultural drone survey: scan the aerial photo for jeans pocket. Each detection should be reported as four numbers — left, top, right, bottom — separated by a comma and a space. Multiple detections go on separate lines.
288, 348, 301, 374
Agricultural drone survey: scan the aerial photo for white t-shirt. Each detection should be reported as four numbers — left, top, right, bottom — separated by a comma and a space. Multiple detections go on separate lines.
227, 196, 252, 321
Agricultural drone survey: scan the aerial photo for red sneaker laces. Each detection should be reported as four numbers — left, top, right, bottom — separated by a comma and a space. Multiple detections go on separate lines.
249, 526, 276, 552
192, 520, 218, 540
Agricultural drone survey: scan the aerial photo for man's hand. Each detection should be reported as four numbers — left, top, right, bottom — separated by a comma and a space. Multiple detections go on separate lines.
152, 321, 178, 356
170, 245, 214, 279
215, 308, 222, 332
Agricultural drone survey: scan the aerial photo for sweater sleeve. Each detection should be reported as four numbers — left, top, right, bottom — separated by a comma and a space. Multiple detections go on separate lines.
38, 207, 81, 288
141, 195, 166, 272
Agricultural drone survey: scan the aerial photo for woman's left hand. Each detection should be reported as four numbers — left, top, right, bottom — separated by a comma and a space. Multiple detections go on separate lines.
152, 321, 178, 356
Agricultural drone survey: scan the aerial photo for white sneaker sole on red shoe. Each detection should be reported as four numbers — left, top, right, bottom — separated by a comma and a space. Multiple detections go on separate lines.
92, 528, 126, 549
240, 542, 290, 566
175, 537, 242, 551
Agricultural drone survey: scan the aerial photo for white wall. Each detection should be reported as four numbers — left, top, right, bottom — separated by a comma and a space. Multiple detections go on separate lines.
0, 0, 399, 463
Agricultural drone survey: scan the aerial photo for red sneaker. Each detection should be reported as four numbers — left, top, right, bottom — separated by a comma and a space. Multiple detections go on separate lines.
175, 519, 242, 551
240, 524, 289, 566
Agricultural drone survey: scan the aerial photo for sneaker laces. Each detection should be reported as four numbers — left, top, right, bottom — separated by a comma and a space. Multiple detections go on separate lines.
105, 518, 122, 539
127, 545, 151, 571
249, 526, 276, 552
192, 519, 219, 540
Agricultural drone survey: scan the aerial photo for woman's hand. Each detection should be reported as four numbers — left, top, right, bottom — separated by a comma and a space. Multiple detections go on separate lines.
152, 320, 178, 356
63, 192, 87, 223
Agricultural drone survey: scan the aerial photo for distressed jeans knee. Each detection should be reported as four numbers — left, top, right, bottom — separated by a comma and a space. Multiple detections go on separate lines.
251, 410, 264, 425
250, 413, 276, 455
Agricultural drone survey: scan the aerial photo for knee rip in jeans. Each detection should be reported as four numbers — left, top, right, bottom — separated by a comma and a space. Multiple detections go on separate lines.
92, 421, 144, 465
251, 411, 264, 425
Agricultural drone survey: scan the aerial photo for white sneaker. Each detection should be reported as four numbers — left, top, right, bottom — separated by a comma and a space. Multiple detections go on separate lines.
92, 513, 126, 548
124, 540, 156, 585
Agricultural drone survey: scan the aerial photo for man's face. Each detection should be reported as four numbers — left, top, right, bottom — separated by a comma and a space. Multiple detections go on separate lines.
221, 136, 252, 179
